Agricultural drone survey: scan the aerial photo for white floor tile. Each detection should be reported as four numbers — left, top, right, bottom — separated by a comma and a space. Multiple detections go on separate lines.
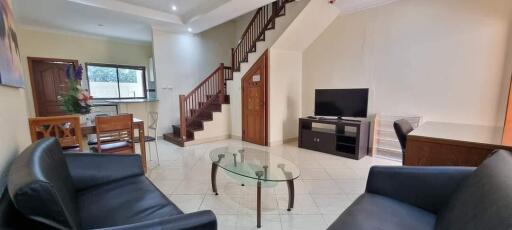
145, 139, 399, 229
167, 194, 204, 213
280, 215, 327, 230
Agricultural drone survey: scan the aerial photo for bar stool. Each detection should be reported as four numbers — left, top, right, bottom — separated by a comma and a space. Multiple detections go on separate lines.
132, 112, 160, 167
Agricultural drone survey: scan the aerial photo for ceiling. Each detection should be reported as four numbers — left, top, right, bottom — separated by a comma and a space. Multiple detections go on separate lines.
119, 0, 229, 22
12, 0, 399, 43
333, 0, 398, 14
12, 0, 274, 42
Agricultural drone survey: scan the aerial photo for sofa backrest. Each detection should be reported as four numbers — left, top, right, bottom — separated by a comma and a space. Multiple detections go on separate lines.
7, 138, 80, 229
436, 149, 512, 230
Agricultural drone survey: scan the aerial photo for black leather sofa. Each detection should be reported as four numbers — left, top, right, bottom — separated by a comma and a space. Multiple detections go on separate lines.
2, 138, 217, 230
328, 149, 512, 230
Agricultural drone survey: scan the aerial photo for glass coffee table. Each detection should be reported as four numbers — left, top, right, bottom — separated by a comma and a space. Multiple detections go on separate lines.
210, 146, 300, 228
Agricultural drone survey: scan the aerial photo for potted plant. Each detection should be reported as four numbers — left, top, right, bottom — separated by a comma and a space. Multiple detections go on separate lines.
58, 64, 93, 123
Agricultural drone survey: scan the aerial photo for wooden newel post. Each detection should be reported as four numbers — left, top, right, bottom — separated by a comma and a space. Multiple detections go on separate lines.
179, 95, 187, 140
219, 63, 225, 104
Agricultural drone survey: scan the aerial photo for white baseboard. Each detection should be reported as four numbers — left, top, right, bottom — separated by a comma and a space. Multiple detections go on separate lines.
230, 135, 242, 140
269, 137, 298, 146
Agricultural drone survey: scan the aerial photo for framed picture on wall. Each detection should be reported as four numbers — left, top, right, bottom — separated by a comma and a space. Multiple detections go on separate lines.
0, 0, 24, 88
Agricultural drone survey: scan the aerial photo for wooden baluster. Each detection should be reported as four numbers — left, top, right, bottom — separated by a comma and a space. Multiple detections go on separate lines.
219, 64, 225, 104
231, 48, 235, 71
179, 95, 186, 139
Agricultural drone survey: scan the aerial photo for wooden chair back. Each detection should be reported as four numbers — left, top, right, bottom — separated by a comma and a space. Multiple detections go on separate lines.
28, 115, 84, 151
95, 114, 134, 153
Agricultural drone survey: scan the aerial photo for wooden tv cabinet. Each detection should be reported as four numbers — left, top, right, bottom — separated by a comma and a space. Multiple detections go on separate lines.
298, 118, 370, 160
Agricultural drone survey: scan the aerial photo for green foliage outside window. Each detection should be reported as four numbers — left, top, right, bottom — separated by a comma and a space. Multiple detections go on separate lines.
88, 66, 139, 83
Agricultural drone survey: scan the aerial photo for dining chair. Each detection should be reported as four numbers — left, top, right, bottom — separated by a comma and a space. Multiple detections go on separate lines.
28, 115, 84, 152
393, 119, 414, 155
92, 113, 135, 154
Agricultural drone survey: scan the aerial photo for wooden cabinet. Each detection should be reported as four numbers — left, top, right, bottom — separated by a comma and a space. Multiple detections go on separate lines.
298, 118, 370, 160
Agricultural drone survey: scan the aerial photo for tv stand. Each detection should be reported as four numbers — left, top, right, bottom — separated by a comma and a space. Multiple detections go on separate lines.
298, 117, 370, 160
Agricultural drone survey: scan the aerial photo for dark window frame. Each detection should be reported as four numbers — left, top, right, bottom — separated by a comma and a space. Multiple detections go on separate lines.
86, 63, 147, 100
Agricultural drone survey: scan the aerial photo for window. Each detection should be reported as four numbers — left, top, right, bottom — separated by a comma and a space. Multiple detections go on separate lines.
86, 63, 146, 99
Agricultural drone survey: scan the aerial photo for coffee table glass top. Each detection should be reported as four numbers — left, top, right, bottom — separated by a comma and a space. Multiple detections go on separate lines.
209, 146, 300, 182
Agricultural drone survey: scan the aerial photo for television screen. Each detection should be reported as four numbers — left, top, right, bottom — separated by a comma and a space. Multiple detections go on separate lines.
315, 88, 369, 118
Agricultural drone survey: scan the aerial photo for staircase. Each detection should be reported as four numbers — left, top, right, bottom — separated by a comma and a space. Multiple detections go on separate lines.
164, 0, 294, 147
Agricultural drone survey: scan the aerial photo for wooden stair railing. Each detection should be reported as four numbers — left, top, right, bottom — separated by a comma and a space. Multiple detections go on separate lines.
231, 0, 292, 71
178, 63, 232, 139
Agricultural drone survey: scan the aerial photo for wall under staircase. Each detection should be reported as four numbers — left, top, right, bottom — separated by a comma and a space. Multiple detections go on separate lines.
267, 0, 340, 145
227, 0, 310, 139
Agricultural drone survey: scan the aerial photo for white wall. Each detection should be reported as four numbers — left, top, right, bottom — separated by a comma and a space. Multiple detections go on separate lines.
17, 27, 153, 117
267, 0, 339, 144
0, 86, 31, 189
303, 0, 512, 127
268, 50, 302, 144
152, 22, 236, 134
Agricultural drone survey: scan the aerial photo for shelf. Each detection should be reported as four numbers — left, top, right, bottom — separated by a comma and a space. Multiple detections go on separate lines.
336, 142, 355, 147
310, 127, 336, 134
336, 131, 357, 138
336, 143, 356, 154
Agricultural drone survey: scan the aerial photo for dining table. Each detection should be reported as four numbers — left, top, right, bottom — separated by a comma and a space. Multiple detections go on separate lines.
80, 118, 147, 173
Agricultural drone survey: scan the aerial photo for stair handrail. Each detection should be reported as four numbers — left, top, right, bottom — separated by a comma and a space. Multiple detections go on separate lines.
178, 63, 231, 139
231, 0, 291, 71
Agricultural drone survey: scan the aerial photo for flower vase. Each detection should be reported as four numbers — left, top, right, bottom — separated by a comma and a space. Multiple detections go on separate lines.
79, 114, 93, 125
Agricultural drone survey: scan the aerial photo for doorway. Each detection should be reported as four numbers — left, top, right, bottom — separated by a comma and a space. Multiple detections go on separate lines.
28, 57, 79, 117
242, 50, 268, 146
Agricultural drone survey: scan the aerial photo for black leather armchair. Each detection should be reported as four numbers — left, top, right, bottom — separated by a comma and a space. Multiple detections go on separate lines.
5, 138, 217, 230
328, 150, 512, 230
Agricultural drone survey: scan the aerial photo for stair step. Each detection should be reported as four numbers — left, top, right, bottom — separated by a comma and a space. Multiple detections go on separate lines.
172, 125, 195, 139
163, 133, 189, 147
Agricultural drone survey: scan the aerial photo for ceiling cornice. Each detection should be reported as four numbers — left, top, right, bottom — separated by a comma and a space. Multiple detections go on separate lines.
66, 0, 183, 24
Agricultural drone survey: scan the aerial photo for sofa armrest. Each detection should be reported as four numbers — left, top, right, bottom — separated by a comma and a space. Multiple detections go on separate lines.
366, 166, 474, 214
64, 153, 144, 191
103, 210, 217, 230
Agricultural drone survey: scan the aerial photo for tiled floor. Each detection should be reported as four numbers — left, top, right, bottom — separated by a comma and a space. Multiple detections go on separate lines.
143, 139, 400, 230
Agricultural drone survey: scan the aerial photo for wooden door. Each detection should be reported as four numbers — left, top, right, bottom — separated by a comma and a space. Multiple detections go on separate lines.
242, 51, 268, 145
28, 58, 78, 117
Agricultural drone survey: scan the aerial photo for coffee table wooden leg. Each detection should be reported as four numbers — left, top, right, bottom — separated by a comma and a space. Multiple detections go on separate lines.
257, 180, 261, 228
211, 163, 219, 195
286, 179, 295, 211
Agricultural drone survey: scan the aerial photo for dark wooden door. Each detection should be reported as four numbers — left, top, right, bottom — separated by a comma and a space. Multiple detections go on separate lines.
29, 58, 77, 117
242, 51, 268, 145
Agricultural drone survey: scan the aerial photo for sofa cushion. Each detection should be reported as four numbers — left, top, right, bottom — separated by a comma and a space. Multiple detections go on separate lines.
78, 176, 183, 229
328, 193, 436, 230
435, 150, 512, 230
7, 138, 80, 229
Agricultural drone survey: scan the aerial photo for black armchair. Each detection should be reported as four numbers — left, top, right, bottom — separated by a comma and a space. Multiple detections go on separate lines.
328, 150, 512, 230
5, 138, 217, 230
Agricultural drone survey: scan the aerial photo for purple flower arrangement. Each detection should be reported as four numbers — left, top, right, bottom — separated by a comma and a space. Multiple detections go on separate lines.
60, 64, 92, 114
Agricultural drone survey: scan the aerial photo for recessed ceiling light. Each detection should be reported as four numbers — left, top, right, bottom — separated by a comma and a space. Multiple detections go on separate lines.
171, 5, 177, 11
187, 28, 193, 32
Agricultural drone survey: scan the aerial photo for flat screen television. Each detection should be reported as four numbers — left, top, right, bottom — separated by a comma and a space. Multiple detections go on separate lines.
315, 88, 369, 118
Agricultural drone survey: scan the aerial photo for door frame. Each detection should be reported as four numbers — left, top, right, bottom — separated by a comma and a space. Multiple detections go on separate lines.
241, 50, 269, 146
27, 57, 79, 117
503, 73, 512, 146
